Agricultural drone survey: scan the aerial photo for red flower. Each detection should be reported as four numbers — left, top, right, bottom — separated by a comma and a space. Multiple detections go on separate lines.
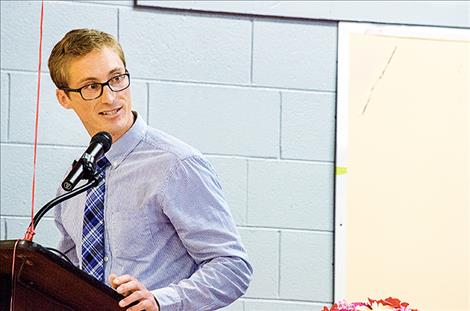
368, 297, 402, 308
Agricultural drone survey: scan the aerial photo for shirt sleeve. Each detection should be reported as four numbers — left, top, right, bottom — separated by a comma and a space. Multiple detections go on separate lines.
152, 155, 253, 311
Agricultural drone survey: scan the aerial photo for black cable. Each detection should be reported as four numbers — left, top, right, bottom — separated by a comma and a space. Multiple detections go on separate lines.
45, 247, 75, 266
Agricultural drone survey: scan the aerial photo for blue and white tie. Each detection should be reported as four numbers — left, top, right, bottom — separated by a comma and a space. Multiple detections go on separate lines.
82, 157, 110, 282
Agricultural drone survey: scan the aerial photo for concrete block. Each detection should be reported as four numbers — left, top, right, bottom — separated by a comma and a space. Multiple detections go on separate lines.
281, 91, 336, 161
220, 300, 244, 311
119, 10, 251, 84
239, 228, 279, 299
1, 73, 8, 142
1, 1, 117, 72
9, 73, 89, 146
148, 82, 280, 157
3, 217, 61, 248
245, 300, 326, 311
252, 21, 337, 91
206, 156, 247, 225
0, 144, 83, 216
280, 231, 333, 301
130, 80, 148, 122
247, 160, 333, 230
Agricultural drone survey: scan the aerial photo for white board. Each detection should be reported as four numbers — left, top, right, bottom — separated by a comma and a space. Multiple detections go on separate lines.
336, 22, 470, 311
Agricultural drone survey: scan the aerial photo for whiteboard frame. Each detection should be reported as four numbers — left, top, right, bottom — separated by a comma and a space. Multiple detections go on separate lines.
136, 1, 470, 28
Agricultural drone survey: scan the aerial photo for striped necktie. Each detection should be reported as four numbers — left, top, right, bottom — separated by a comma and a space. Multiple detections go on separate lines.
82, 157, 110, 282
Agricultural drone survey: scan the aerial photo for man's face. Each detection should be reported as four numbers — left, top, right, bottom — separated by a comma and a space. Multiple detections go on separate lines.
56, 47, 134, 143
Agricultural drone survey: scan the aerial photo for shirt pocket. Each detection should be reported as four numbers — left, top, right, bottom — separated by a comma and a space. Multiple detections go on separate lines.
108, 208, 153, 259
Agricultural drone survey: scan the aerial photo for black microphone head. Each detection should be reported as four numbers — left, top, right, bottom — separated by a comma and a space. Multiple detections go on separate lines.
91, 131, 112, 152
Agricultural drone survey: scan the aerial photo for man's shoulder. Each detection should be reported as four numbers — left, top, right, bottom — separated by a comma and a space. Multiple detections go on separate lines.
140, 126, 202, 161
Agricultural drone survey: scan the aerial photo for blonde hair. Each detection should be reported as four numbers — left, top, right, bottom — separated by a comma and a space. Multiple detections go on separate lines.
48, 29, 126, 89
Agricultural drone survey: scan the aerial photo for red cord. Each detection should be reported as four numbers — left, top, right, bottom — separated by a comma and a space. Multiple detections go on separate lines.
24, 0, 44, 241
10, 239, 20, 311
12, 2, 43, 309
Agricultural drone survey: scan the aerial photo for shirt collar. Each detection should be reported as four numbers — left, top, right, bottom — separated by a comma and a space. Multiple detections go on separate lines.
104, 111, 147, 169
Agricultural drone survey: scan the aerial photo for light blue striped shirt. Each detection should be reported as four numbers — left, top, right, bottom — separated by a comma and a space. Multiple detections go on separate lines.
54, 112, 252, 310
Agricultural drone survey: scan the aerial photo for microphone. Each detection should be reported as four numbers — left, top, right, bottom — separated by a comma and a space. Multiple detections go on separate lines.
62, 131, 112, 191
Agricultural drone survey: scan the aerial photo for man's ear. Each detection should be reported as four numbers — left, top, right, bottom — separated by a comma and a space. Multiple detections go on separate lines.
56, 89, 72, 109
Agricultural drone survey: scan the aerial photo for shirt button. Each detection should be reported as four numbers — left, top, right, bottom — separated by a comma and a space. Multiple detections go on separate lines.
113, 161, 118, 168
104, 256, 109, 262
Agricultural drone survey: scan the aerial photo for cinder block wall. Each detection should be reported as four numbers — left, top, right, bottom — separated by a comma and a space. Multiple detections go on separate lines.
0, 1, 336, 309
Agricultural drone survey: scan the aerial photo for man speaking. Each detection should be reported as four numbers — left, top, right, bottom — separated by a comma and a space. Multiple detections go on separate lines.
49, 28, 252, 311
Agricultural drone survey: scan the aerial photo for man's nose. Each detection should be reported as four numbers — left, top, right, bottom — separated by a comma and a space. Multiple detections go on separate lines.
101, 85, 116, 103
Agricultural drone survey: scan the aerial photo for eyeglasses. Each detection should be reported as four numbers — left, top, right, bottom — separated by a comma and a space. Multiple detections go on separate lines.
61, 71, 130, 101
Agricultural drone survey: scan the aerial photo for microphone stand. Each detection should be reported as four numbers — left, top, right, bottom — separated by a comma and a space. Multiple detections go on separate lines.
24, 171, 103, 241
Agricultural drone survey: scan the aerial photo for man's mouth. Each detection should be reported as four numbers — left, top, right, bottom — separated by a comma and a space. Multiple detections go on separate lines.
99, 107, 122, 116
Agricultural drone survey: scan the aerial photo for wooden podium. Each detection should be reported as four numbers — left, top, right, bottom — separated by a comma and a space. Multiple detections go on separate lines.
0, 240, 125, 310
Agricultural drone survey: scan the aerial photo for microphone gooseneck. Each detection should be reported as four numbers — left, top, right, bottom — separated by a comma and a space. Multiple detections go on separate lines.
24, 132, 112, 239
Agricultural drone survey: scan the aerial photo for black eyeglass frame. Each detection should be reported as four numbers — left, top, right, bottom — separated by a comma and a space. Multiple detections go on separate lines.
61, 70, 130, 101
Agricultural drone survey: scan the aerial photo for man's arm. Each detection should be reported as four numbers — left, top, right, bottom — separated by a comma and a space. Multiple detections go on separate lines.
156, 155, 252, 310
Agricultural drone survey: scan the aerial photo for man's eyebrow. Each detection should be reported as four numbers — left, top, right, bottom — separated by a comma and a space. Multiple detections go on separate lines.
77, 76, 98, 85
108, 67, 125, 76
76, 68, 125, 85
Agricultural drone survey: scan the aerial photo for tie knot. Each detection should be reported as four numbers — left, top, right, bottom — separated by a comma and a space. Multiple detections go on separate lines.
96, 157, 110, 173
